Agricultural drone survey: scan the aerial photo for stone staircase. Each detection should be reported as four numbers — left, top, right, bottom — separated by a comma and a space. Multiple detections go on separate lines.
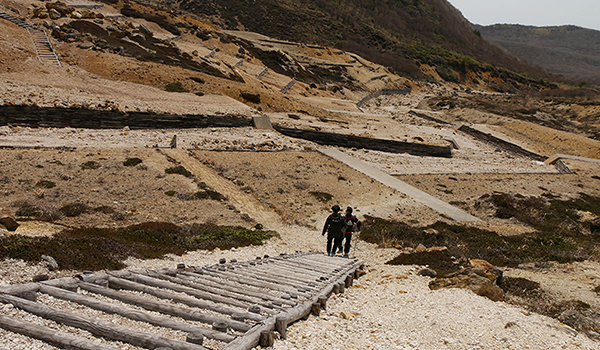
0, 9, 62, 67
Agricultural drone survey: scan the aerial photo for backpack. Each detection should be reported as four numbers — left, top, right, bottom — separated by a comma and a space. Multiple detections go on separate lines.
344, 218, 356, 231
329, 213, 344, 232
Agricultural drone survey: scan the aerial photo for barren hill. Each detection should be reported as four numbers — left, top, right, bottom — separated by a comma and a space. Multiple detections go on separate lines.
476, 24, 600, 86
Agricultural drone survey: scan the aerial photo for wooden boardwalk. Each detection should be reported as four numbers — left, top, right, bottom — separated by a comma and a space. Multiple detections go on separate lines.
0, 252, 364, 350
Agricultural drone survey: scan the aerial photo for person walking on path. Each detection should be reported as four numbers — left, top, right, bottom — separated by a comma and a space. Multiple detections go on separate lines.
322, 205, 344, 256
340, 206, 361, 258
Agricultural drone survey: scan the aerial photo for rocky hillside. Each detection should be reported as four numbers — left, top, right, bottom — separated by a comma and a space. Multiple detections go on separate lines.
476, 24, 600, 87
90, 0, 552, 88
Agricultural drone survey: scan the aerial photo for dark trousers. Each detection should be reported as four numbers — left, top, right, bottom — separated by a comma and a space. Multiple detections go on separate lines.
327, 233, 343, 254
341, 233, 352, 254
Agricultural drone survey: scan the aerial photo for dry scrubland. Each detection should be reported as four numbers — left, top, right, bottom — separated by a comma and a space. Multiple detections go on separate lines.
1, 0, 600, 348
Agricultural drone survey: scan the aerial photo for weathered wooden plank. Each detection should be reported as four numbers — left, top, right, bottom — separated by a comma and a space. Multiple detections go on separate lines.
212, 265, 320, 291
174, 270, 296, 306
77, 281, 252, 334
0, 313, 121, 350
145, 270, 291, 309
38, 284, 235, 343
245, 262, 330, 284
0, 293, 208, 350
110, 271, 261, 314
199, 268, 311, 298
206, 265, 319, 292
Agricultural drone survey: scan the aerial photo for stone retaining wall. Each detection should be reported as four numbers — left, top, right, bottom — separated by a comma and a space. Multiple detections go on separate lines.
0, 106, 253, 129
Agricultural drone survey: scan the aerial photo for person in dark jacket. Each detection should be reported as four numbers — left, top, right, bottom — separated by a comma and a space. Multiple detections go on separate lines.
339, 206, 361, 258
322, 205, 344, 256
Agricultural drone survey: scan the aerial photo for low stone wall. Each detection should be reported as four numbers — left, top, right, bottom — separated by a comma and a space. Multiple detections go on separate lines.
274, 126, 452, 158
458, 125, 547, 162
0, 106, 253, 129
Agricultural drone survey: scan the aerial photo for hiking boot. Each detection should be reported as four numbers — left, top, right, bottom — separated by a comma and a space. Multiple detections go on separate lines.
343, 254, 349, 258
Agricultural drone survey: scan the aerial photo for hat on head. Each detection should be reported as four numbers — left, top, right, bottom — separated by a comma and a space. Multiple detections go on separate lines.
331, 205, 341, 212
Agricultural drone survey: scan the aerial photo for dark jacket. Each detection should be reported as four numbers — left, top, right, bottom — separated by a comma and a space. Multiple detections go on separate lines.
342, 214, 361, 234
322, 212, 344, 237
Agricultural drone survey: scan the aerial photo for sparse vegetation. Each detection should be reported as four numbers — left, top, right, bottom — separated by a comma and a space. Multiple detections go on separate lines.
165, 82, 189, 93
59, 203, 90, 217
81, 161, 101, 170
309, 191, 333, 203
0, 222, 278, 270
364, 193, 600, 268
165, 165, 193, 177
123, 157, 143, 167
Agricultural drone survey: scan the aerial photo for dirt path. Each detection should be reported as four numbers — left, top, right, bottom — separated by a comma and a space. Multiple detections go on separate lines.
162, 149, 283, 230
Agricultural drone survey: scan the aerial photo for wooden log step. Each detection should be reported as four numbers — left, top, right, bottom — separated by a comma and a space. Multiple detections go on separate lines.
0, 293, 209, 350
204, 267, 317, 296
174, 270, 296, 306
238, 263, 326, 284
38, 283, 236, 343
145, 270, 290, 309
199, 268, 312, 298
110, 271, 262, 313
82, 275, 267, 321
213, 265, 321, 290
77, 281, 252, 334
0, 313, 122, 350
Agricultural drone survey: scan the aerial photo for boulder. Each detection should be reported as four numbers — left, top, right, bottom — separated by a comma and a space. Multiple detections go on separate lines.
470, 258, 503, 284
41, 254, 59, 271
429, 261, 505, 301
46, 1, 75, 16
0, 209, 19, 231
48, 8, 61, 20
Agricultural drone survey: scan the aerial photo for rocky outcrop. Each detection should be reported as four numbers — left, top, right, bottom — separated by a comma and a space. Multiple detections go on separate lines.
429, 259, 504, 301
0, 208, 19, 232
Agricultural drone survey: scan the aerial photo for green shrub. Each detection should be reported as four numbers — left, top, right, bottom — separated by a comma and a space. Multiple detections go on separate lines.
165, 82, 189, 92
309, 191, 333, 203
165, 165, 192, 177
59, 203, 90, 217
123, 158, 143, 167
81, 161, 101, 170
0, 222, 278, 271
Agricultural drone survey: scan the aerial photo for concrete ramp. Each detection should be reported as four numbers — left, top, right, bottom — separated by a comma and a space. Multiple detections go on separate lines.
319, 149, 481, 222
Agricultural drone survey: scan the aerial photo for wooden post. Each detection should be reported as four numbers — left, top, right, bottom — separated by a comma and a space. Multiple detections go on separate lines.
318, 295, 328, 311
311, 302, 321, 316
186, 333, 204, 345
275, 316, 288, 339
260, 330, 275, 347
338, 282, 345, 294
345, 274, 353, 288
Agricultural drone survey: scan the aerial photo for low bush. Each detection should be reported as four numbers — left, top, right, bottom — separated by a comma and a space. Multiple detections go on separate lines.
81, 161, 101, 170
59, 203, 90, 217
0, 222, 278, 271
165, 165, 192, 177
123, 158, 143, 167
309, 191, 333, 203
